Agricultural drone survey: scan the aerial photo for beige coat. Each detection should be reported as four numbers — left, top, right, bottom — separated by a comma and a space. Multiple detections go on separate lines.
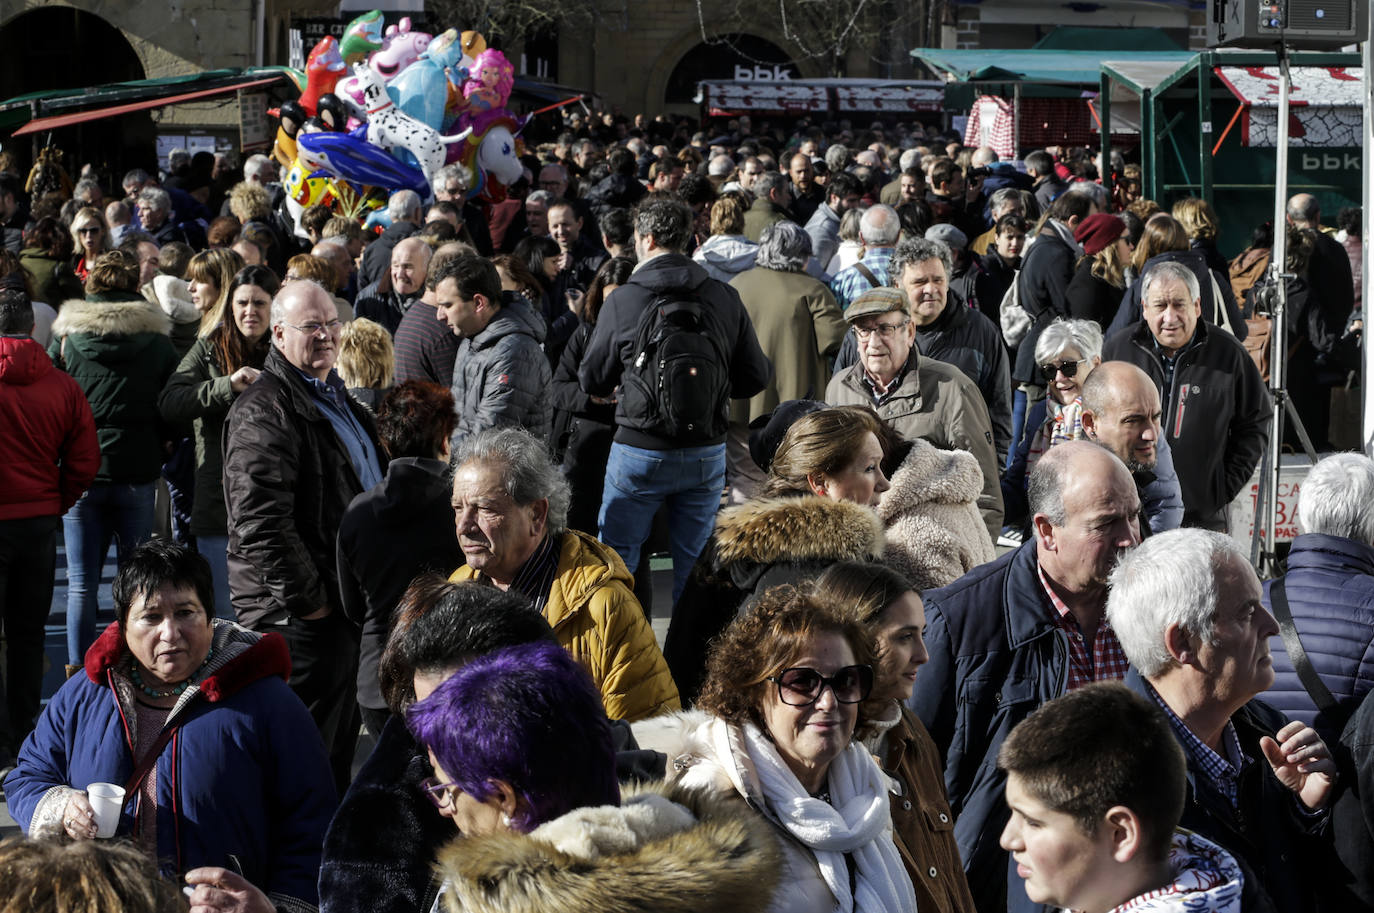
826, 352, 1004, 538
878, 437, 995, 591
728, 266, 846, 425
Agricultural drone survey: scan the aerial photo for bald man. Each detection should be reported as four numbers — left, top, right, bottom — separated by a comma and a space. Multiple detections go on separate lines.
1081, 361, 1185, 536
911, 440, 1142, 911
223, 280, 384, 789
354, 237, 432, 335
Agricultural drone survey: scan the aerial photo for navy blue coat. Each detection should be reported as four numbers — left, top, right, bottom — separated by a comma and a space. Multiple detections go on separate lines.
5, 621, 336, 905
908, 541, 1071, 913
1261, 533, 1374, 745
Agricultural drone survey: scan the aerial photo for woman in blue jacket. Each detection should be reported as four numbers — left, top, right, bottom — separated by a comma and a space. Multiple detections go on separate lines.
4, 541, 336, 910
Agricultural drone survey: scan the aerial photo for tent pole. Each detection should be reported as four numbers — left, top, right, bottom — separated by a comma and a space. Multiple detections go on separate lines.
1363, 21, 1374, 456
1099, 71, 1112, 203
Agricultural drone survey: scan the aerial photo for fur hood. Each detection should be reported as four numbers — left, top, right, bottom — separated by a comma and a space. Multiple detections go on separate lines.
434, 777, 781, 913
712, 495, 885, 567
145, 274, 200, 324
877, 437, 985, 520
51, 297, 172, 338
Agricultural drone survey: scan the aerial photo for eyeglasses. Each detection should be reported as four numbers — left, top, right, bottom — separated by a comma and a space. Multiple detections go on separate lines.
419, 777, 459, 809
768, 665, 874, 707
1039, 357, 1089, 382
284, 319, 343, 337
77, 226, 101, 235
854, 319, 909, 340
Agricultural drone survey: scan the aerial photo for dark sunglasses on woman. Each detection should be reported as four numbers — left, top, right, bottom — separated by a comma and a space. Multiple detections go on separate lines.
768, 665, 874, 706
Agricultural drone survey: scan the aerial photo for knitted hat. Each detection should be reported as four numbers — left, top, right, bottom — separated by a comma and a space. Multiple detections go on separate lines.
1074, 213, 1126, 258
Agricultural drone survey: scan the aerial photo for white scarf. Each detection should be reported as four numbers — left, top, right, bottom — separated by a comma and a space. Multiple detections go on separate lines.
740, 722, 916, 913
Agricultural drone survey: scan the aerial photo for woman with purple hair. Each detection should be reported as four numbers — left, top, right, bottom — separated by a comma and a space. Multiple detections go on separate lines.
406, 640, 782, 912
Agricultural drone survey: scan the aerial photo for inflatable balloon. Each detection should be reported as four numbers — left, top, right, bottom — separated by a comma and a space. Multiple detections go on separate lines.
340, 10, 384, 66
474, 122, 523, 192
370, 18, 430, 80
316, 93, 350, 131
271, 100, 307, 171
298, 129, 431, 200
462, 49, 513, 113
352, 63, 470, 193
388, 28, 465, 132
299, 36, 345, 116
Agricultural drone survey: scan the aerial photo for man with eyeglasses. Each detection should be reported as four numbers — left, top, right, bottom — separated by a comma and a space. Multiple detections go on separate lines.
223, 280, 384, 792
826, 285, 1004, 540
1102, 261, 1267, 531
909, 441, 1142, 913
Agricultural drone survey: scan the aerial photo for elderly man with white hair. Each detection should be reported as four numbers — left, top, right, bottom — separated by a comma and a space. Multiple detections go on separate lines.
835, 236, 1012, 465
358, 189, 423, 289
1103, 260, 1268, 530
1109, 528, 1338, 913
828, 203, 900, 311
1259, 453, 1374, 744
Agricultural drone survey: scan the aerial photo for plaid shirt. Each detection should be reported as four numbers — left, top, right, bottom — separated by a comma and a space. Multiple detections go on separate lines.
1037, 564, 1130, 691
830, 247, 895, 311
1145, 679, 1246, 808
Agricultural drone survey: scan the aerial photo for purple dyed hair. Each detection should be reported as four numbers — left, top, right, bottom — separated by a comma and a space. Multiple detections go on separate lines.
406, 640, 618, 831
464, 49, 513, 105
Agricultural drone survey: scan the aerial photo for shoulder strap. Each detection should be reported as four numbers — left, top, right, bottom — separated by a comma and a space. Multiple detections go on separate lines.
123, 724, 178, 797
1271, 579, 1340, 714
853, 262, 881, 289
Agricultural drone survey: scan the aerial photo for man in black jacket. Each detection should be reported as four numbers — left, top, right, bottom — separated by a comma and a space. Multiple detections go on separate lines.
580, 196, 771, 603
1109, 528, 1338, 913
1103, 261, 1268, 531
223, 280, 385, 790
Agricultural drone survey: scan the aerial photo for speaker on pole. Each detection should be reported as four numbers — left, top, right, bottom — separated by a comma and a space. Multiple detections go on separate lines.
1209, 0, 1367, 50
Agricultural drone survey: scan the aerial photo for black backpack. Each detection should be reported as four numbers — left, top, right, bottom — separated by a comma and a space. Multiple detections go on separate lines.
621, 290, 730, 442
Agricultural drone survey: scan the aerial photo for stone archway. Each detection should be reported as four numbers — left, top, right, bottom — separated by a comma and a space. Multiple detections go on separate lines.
646, 28, 826, 113
0, 6, 150, 178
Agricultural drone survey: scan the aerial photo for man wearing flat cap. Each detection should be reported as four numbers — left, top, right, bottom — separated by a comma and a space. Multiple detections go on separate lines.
826, 284, 1004, 538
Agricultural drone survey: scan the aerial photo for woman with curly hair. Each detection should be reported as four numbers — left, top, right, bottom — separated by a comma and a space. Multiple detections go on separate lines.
636, 586, 915, 913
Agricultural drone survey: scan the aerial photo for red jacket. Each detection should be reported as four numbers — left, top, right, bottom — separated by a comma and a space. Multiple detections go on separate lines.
0, 334, 99, 520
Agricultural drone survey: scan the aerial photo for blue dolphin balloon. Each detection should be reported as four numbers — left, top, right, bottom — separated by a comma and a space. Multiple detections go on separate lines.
297, 129, 430, 198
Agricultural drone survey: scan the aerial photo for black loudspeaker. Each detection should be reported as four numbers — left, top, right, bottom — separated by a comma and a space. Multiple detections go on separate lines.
1208, 0, 1368, 49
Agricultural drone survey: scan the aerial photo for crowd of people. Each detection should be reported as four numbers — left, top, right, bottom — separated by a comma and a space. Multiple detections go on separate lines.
0, 108, 1371, 913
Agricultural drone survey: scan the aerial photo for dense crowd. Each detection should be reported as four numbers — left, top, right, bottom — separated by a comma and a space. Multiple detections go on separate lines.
0, 108, 1371, 913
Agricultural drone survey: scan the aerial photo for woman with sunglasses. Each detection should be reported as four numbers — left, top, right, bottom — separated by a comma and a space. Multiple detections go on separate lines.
68, 207, 109, 287
813, 561, 977, 913
637, 586, 916, 913
406, 637, 783, 913
1001, 318, 1102, 534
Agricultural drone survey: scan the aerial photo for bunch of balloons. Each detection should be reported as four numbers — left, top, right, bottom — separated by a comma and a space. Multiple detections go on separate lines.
273, 10, 529, 236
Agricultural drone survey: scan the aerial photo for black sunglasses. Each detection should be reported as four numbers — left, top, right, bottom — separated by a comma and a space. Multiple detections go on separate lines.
1039, 357, 1089, 382
767, 665, 874, 707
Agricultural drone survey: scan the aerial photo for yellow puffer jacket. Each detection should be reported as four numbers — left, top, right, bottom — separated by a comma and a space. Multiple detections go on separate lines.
449, 529, 680, 721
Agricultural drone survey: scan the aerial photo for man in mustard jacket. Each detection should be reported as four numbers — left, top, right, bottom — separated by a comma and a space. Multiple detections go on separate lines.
446, 426, 680, 722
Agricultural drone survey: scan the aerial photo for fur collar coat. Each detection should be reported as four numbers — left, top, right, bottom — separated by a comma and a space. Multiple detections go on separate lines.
432, 778, 781, 913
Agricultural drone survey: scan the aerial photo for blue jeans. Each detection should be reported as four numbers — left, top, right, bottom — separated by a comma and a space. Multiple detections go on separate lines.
62, 482, 156, 664
196, 534, 235, 620
599, 442, 725, 605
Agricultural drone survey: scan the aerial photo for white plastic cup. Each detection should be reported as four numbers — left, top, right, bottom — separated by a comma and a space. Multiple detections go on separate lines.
86, 783, 125, 838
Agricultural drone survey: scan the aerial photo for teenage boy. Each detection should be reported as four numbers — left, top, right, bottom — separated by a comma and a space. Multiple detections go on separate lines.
998, 682, 1247, 913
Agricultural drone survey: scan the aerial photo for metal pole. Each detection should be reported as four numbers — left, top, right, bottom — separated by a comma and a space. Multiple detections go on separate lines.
1363, 24, 1374, 455
1260, 46, 1292, 576
1013, 82, 1021, 161
1100, 71, 1113, 203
